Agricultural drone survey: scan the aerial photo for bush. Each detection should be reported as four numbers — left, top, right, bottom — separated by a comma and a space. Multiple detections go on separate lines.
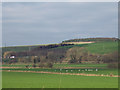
25, 65, 29, 68
68, 59, 77, 64
2, 58, 10, 64
46, 62, 53, 68
32, 64, 36, 68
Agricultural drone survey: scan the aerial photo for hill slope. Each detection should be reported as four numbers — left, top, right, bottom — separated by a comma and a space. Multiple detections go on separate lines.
85, 41, 118, 54
2, 38, 118, 55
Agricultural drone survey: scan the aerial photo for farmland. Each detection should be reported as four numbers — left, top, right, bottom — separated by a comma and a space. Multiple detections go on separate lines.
2, 40, 118, 55
58, 41, 118, 54
2, 67, 118, 75
85, 41, 118, 54
1, 38, 119, 88
2, 63, 108, 68
1, 63, 119, 88
2, 72, 118, 88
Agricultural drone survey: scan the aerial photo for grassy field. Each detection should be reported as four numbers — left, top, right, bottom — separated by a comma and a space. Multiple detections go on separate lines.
54, 63, 107, 68
2, 46, 31, 52
2, 63, 118, 75
2, 72, 118, 88
2, 63, 108, 68
85, 41, 118, 54
2, 68, 118, 75
2, 41, 118, 55
2, 40, 119, 88
56, 41, 118, 54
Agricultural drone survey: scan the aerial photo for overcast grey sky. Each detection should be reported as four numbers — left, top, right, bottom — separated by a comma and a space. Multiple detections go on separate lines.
2, 2, 118, 46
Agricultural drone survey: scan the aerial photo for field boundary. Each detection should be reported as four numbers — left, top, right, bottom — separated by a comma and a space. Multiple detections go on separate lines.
2, 70, 119, 77
1, 67, 105, 69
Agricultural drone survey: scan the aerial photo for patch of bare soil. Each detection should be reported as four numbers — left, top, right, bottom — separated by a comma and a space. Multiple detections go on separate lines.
2, 70, 119, 77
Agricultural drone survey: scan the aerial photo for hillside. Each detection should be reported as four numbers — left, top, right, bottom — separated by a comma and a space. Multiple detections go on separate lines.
2, 38, 118, 55
62, 38, 118, 42
85, 41, 118, 54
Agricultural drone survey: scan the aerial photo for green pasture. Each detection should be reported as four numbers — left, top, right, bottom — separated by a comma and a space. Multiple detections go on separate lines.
56, 41, 118, 54
2, 68, 118, 75
2, 63, 108, 68
2, 64, 30, 67
2, 46, 30, 52
2, 72, 118, 88
2, 41, 118, 55
85, 41, 118, 54
54, 63, 107, 68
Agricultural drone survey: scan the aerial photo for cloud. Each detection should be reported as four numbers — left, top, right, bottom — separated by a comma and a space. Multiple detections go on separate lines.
2, 2, 118, 46
0, 3, 2, 47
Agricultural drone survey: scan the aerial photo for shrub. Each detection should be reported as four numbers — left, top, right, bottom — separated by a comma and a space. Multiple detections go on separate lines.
46, 62, 53, 68
68, 59, 77, 64
32, 64, 36, 68
25, 65, 29, 68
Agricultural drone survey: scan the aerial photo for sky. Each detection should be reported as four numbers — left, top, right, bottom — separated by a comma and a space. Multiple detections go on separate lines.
2, 2, 118, 46
0, 3, 2, 47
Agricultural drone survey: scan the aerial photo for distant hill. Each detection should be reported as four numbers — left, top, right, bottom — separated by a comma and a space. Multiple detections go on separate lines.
62, 38, 118, 43
2, 37, 118, 56
85, 41, 118, 54
2, 37, 118, 64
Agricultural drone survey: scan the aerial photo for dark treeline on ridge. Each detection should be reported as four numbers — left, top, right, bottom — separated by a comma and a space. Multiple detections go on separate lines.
62, 37, 118, 42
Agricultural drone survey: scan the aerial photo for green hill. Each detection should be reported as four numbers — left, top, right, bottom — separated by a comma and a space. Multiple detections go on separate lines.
2, 38, 118, 55
85, 41, 118, 54
62, 38, 118, 42
56, 41, 118, 54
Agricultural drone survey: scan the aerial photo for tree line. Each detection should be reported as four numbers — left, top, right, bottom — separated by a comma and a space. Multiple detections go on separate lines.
2, 46, 118, 68
62, 38, 118, 42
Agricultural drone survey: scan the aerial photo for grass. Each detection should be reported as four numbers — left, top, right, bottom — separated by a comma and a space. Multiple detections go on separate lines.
57, 41, 118, 54
85, 41, 118, 54
2, 63, 108, 68
2, 68, 118, 75
2, 64, 30, 67
2, 63, 118, 75
2, 41, 118, 55
53, 63, 107, 68
2, 72, 118, 88
55, 41, 118, 54
1, 40, 119, 88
